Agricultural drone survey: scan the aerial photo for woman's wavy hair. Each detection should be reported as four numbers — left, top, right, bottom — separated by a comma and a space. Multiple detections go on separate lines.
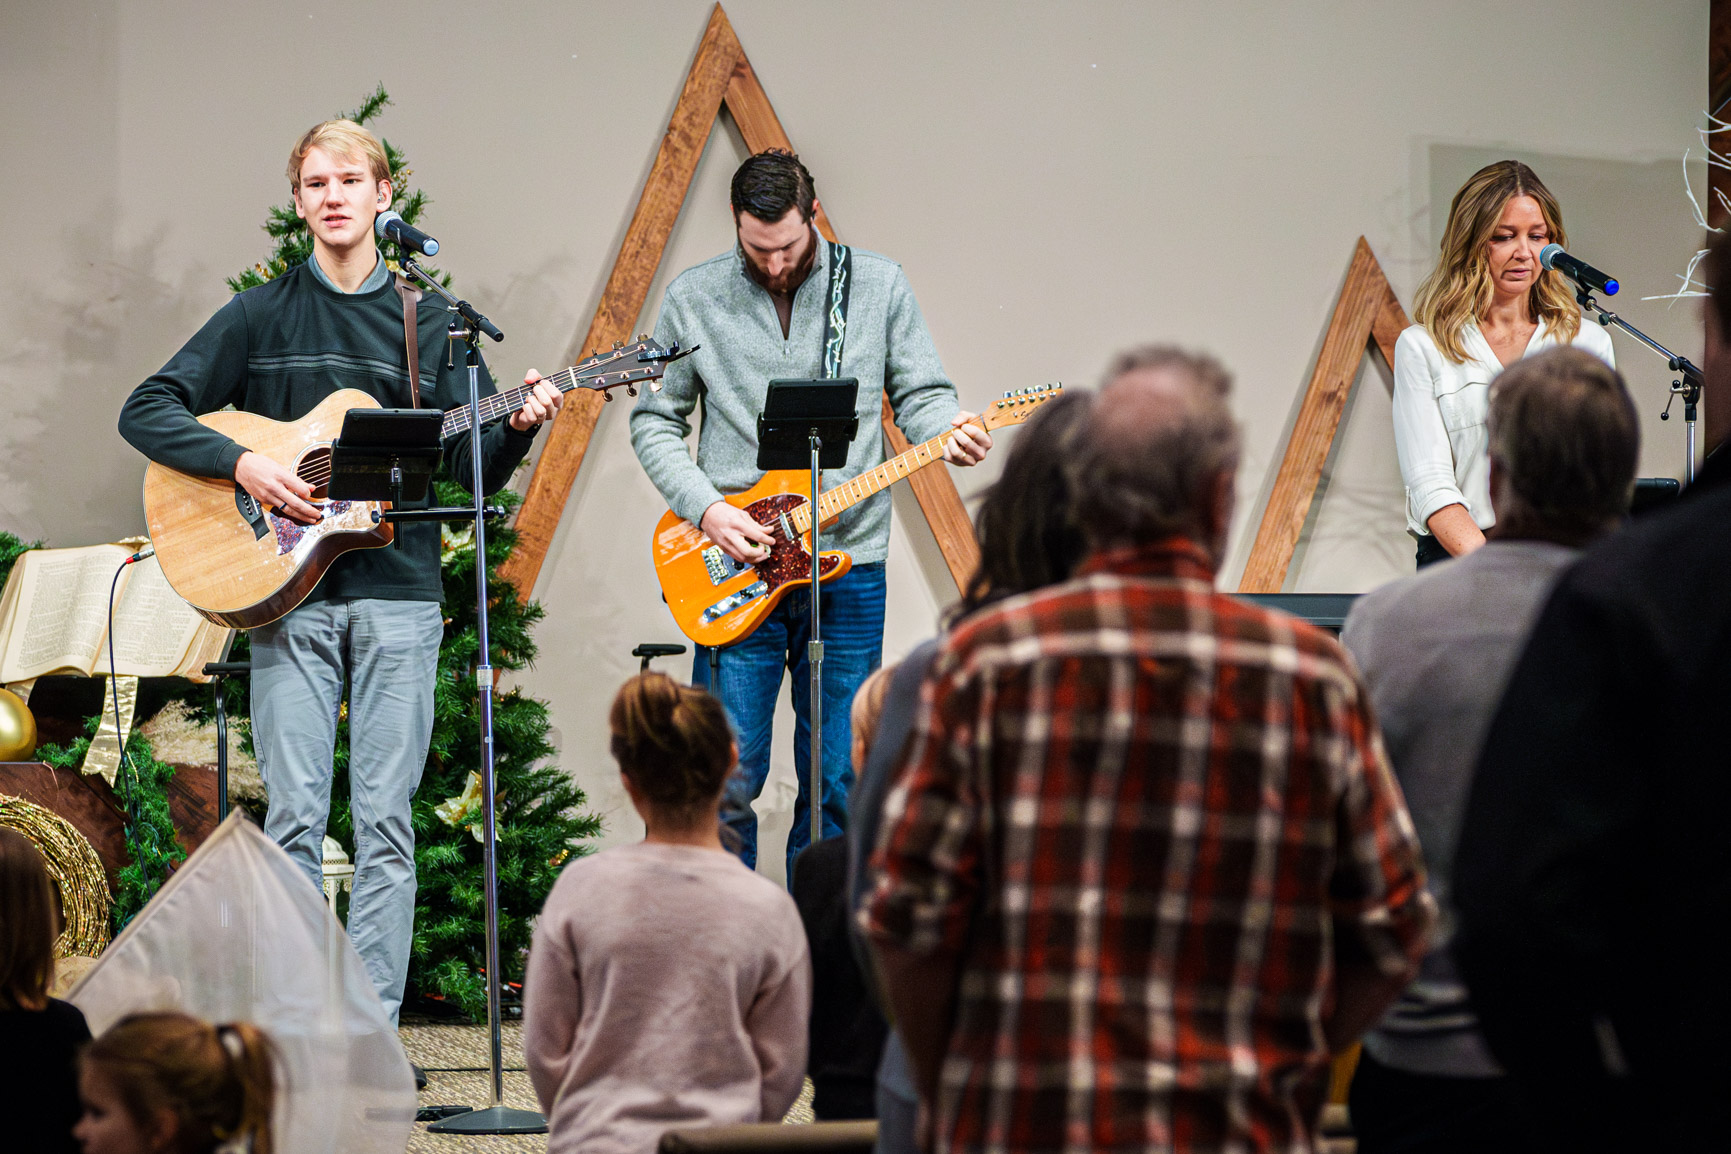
83, 1012, 277, 1154
1413, 160, 1580, 364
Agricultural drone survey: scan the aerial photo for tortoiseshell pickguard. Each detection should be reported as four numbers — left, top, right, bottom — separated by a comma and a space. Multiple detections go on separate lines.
742, 493, 843, 592
271, 501, 356, 556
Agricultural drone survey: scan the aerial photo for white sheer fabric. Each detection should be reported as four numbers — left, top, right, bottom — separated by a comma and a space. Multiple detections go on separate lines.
70, 813, 416, 1154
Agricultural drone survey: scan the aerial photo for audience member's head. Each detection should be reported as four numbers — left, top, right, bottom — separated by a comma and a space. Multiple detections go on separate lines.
848, 663, 897, 774
1702, 228, 1731, 455
1069, 346, 1241, 565
0, 826, 57, 1012
952, 389, 1094, 621
610, 672, 736, 832
1487, 345, 1639, 546
77, 1012, 276, 1154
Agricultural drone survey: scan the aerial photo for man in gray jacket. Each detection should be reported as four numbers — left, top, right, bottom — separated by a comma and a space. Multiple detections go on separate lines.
630, 151, 989, 877
1339, 345, 1639, 1152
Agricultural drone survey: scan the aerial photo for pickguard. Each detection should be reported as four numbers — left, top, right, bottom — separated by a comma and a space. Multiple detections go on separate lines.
268, 500, 367, 557
741, 493, 843, 593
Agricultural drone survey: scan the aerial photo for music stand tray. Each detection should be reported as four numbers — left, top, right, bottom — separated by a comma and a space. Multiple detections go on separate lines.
757, 378, 859, 470
327, 408, 444, 504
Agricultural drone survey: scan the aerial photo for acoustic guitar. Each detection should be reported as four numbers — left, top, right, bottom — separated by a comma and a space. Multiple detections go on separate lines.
652, 384, 1063, 648
145, 338, 686, 629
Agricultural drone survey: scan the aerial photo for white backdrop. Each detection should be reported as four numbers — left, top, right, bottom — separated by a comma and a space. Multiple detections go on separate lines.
0, 1, 1708, 876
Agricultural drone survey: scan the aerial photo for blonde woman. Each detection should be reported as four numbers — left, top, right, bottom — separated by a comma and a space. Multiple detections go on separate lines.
1395, 161, 1616, 565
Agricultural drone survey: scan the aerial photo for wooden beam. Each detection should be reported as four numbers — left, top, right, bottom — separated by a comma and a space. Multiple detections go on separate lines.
1238, 237, 1405, 594
500, 5, 743, 598
723, 45, 979, 588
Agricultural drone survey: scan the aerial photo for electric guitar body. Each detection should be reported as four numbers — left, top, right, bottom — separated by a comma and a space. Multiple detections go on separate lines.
652, 471, 852, 650
652, 383, 1065, 648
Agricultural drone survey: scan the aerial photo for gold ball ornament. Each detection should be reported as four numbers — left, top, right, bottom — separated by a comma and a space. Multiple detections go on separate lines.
0, 687, 37, 761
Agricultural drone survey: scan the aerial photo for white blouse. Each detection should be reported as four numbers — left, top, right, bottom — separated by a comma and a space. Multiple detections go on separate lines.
1391, 319, 1616, 536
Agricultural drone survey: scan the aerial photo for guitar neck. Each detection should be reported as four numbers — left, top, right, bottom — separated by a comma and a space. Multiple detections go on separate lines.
788, 428, 956, 534
440, 365, 588, 440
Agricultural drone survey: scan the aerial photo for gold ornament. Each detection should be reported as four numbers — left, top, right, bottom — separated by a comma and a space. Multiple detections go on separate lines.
435, 771, 504, 843
0, 687, 38, 761
0, 794, 112, 957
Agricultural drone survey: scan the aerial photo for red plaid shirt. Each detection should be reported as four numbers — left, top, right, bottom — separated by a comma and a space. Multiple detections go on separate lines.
863, 539, 1432, 1154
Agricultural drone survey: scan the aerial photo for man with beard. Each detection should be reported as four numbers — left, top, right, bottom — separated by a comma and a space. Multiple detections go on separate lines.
630, 150, 989, 879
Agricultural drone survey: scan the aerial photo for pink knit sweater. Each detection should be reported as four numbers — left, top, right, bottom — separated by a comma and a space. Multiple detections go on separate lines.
523, 842, 811, 1154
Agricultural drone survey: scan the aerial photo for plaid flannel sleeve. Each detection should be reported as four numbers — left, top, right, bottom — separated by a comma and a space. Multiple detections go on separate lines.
859, 654, 983, 956
1327, 672, 1437, 976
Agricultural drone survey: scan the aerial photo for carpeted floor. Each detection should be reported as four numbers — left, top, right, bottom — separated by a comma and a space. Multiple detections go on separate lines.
399, 1017, 814, 1153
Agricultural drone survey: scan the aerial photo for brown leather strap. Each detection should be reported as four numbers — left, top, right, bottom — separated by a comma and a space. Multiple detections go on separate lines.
395, 274, 423, 408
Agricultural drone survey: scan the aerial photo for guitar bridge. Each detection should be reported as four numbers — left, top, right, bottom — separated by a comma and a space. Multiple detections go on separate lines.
702, 546, 750, 586
700, 581, 768, 624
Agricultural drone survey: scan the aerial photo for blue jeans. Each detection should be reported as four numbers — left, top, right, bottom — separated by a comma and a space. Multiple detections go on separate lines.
250, 597, 443, 1025
694, 562, 885, 879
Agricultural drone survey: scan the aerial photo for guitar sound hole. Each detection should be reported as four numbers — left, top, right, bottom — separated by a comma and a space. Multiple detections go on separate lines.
297, 445, 332, 501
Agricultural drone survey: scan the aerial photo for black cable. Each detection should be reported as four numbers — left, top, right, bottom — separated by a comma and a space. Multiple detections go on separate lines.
105, 560, 141, 839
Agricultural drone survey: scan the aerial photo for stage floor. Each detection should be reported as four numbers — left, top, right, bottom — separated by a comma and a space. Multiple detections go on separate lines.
399, 1016, 815, 1152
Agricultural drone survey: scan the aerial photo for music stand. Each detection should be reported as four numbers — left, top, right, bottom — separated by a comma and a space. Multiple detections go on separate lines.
327, 409, 445, 547
756, 378, 859, 850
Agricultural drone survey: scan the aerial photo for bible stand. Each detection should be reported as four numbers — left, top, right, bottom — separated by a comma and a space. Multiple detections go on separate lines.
756, 377, 859, 851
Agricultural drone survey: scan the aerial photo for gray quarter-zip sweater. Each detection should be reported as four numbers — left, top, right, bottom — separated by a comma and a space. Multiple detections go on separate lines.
629, 230, 961, 564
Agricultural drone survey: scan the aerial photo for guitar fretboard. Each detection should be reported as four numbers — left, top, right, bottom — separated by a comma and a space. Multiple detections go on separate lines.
784, 385, 1062, 535
439, 344, 660, 438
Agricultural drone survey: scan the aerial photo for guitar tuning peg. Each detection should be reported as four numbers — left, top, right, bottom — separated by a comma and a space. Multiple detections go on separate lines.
627, 383, 638, 397
602, 389, 614, 402
613, 340, 625, 350
637, 332, 649, 342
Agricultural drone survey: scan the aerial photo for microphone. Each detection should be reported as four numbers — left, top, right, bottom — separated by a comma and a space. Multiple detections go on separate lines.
375, 210, 439, 257
1539, 244, 1617, 296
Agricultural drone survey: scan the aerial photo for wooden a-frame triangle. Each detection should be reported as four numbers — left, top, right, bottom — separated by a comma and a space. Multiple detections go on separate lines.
1237, 237, 1409, 593
500, 3, 980, 599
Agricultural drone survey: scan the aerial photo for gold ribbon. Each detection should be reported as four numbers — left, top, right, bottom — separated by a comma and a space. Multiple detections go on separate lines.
82, 674, 139, 786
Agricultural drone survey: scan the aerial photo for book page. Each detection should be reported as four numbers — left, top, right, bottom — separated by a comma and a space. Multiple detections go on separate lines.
109, 556, 210, 677
0, 545, 130, 681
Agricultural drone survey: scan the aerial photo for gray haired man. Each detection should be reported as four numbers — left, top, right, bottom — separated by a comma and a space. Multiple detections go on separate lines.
1340, 345, 1640, 1152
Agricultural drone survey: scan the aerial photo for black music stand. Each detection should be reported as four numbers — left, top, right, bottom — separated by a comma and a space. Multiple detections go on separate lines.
756, 378, 859, 850
327, 409, 445, 547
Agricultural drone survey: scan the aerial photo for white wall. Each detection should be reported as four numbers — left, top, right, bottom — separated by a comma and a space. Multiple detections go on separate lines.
0, 1, 1708, 877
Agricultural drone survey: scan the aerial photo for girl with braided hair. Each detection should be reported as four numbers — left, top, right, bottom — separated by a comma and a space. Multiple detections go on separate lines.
523, 672, 811, 1154
74, 1011, 276, 1154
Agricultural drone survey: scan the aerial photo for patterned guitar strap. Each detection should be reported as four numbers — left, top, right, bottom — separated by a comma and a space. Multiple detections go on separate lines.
821, 240, 851, 377
395, 274, 423, 407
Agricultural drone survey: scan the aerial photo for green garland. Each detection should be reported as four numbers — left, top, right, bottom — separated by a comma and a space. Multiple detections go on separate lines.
36, 718, 185, 932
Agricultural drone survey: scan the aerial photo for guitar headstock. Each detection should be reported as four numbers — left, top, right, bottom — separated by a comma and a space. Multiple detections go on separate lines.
979, 382, 1064, 431
567, 336, 699, 401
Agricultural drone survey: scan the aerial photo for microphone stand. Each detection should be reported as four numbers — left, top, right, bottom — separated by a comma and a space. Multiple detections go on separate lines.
1574, 284, 1706, 485
398, 255, 547, 1136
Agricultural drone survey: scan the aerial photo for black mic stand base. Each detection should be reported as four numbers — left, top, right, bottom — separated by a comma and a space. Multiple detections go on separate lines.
426, 1106, 548, 1136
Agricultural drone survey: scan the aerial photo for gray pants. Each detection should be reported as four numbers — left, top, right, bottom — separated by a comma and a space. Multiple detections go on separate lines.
251, 597, 444, 1025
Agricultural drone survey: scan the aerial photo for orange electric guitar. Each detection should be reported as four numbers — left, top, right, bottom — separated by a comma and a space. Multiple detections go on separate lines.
145, 337, 688, 629
652, 384, 1063, 648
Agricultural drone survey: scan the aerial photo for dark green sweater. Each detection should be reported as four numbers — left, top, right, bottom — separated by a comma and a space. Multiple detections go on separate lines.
119, 261, 537, 604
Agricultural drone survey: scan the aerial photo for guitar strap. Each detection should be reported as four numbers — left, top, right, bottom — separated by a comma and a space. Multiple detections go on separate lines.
821, 240, 851, 378
394, 274, 423, 408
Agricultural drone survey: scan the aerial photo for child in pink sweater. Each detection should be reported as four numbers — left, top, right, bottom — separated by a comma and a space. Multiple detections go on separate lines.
524, 672, 811, 1154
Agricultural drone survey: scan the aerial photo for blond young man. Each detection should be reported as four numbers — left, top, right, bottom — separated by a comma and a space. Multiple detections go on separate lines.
119, 120, 561, 1023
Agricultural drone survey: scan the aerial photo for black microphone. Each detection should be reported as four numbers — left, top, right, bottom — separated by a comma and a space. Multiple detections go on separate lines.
375, 210, 439, 257
1539, 244, 1618, 296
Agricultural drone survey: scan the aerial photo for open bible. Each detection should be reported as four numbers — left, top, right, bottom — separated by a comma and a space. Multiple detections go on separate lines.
0, 543, 232, 684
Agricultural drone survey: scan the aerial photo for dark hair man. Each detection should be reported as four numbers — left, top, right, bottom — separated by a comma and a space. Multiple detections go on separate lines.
1451, 233, 1731, 1152
629, 150, 990, 879
1340, 346, 1639, 1153
117, 119, 562, 1025
862, 347, 1433, 1154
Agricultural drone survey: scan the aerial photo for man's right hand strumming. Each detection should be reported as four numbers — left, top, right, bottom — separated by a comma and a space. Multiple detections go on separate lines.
701, 501, 776, 565
236, 450, 321, 524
